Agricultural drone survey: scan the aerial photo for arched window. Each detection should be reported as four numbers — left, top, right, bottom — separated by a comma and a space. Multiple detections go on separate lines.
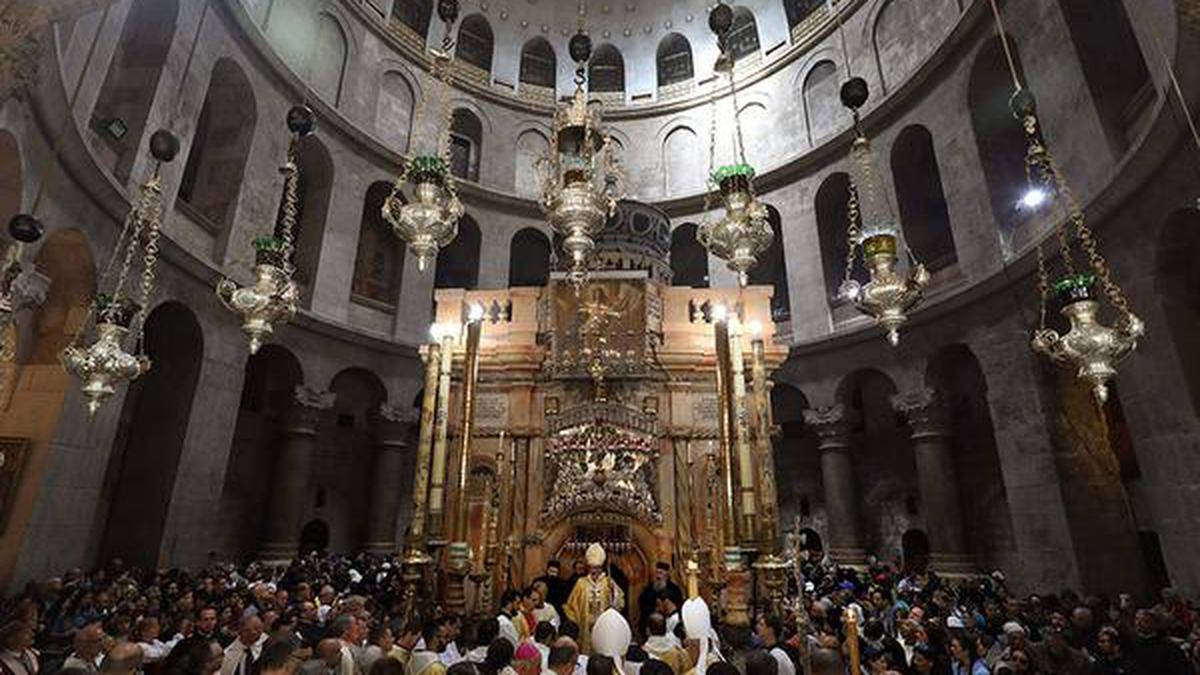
670, 223, 708, 288
728, 7, 761, 62
392, 0, 432, 43
1057, 0, 1151, 153
656, 33, 694, 88
284, 136, 335, 294
509, 228, 551, 287
872, 0, 954, 94
663, 126, 703, 195
351, 182, 405, 306
589, 44, 625, 94
30, 229, 96, 365
748, 206, 790, 322
815, 173, 865, 304
377, 71, 415, 153
456, 14, 494, 73
1157, 209, 1200, 417
520, 38, 557, 89
968, 37, 1029, 238
738, 102, 769, 168
803, 60, 840, 145
784, 0, 823, 31
771, 383, 818, 529
890, 125, 957, 272
90, 0, 179, 183
515, 129, 548, 198
312, 13, 349, 105
178, 59, 256, 232
449, 108, 483, 182
435, 214, 481, 289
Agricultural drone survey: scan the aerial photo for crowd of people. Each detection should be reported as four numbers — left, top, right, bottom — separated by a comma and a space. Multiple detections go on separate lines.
0, 551, 1197, 675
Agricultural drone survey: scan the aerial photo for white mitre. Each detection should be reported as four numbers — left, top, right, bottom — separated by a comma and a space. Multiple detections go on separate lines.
592, 608, 632, 673
682, 595, 712, 675
586, 542, 606, 567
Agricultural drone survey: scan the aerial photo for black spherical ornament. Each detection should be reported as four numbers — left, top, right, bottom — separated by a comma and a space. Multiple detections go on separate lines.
437, 0, 459, 24
287, 105, 316, 136
8, 214, 43, 244
569, 32, 593, 65
149, 129, 180, 163
839, 77, 869, 110
708, 4, 733, 37
1009, 88, 1038, 118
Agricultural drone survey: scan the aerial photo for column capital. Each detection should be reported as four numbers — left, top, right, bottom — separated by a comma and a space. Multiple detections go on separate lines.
377, 403, 418, 425
802, 404, 858, 452
286, 386, 336, 434
891, 388, 950, 439
374, 404, 417, 450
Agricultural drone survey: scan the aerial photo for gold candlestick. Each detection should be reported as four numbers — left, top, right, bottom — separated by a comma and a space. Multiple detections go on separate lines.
406, 339, 442, 560
428, 323, 459, 542
712, 306, 738, 553
748, 323, 778, 550
726, 312, 756, 546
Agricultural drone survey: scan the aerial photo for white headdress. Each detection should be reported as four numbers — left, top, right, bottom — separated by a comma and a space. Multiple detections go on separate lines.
682, 595, 712, 675
592, 608, 632, 675
586, 542, 606, 567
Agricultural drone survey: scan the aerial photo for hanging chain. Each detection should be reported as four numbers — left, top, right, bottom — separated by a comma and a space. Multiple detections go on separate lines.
728, 67, 748, 169
704, 82, 719, 211
842, 182, 862, 286
129, 171, 165, 347
279, 138, 301, 278
1034, 243, 1050, 329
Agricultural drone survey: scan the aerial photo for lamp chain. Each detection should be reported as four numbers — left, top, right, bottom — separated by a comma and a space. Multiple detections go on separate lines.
279, 139, 300, 277
842, 182, 861, 287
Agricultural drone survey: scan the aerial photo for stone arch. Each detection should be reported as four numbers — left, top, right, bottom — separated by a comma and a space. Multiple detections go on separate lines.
1056, 0, 1152, 154
1156, 208, 1200, 418
968, 36, 1029, 238
299, 519, 330, 555
312, 12, 349, 105
99, 301, 203, 569
656, 33, 694, 88
286, 135, 335, 299
871, 0, 956, 94
772, 383, 820, 536
515, 128, 548, 198
377, 69, 416, 153
589, 44, 625, 94
392, 0, 432, 43
837, 369, 918, 558
456, 14, 494, 74
30, 229, 96, 365
784, 0, 824, 31
662, 126, 702, 196
890, 125, 957, 272
321, 367, 388, 553
748, 205, 790, 322
90, 0, 179, 183
178, 58, 256, 233
737, 101, 770, 169
220, 344, 304, 562
815, 172, 865, 305
520, 37, 557, 89
728, 6, 761, 62
925, 344, 1015, 572
669, 223, 708, 288
351, 181, 405, 307
802, 59, 840, 145
435, 213, 481, 290
449, 108, 483, 182
509, 227, 551, 287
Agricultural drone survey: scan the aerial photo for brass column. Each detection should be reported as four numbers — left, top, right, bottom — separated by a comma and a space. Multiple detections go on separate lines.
428, 326, 457, 543
446, 308, 483, 616
712, 311, 738, 552
749, 327, 779, 550
405, 341, 442, 558
726, 313, 757, 546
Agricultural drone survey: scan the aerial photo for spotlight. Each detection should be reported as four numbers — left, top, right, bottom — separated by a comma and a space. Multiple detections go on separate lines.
712, 304, 728, 322
1020, 186, 1049, 210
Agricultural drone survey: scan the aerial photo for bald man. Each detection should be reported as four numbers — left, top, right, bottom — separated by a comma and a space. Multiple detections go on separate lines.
221, 615, 267, 675
300, 639, 344, 675
99, 642, 144, 675
64, 622, 106, 673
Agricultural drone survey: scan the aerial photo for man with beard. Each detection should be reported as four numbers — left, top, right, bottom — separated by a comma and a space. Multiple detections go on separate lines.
636, 564, 682, 638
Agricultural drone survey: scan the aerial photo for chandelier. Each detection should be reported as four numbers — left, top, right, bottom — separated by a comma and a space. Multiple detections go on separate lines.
0, 215, 47, 358
697, 4, 773, 288
836, 77, 929, 346
382, 0, 465, 272
216, 106, 311, 354
61, 130, 178, 415
537, 26, 622, 287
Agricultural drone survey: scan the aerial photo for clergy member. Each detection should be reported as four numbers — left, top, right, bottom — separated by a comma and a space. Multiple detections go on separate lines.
564, 544, 625, 654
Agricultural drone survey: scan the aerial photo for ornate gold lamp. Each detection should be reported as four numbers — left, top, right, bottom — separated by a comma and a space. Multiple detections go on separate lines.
382, 0, 465, 272
697, 5, 774, 287
61, 130, 179, 415
836, 78, 929, 346
537, 28, 622, 287
217, 106, 312, 354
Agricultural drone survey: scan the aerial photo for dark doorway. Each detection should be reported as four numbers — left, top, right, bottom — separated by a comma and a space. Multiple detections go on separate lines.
902, 528, 931, 572
300, 519, 330, 555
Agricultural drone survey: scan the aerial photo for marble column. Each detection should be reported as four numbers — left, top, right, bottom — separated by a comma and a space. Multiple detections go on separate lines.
803, 404, 865, 563
260, 386, 336, 562
892, 388, 973, 571
364, 404, 415, 555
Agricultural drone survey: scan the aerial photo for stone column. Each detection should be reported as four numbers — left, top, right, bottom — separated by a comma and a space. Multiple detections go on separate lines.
803, 405, 865, 563
260, 386, 336, 562
892, 388, 972, 571
364, 404, 414, 555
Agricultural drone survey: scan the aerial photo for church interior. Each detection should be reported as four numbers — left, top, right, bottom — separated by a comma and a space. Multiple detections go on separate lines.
0, 0, 1198, 673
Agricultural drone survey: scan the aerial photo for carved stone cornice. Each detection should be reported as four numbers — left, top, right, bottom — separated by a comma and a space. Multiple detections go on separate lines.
802, 404, 858, 452
374, 403, 417, 448
285, 386, 336, 435
891, 388, 950, 440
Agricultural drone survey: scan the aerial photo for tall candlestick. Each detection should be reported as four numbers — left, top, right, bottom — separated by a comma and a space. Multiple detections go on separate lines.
455, 314, 484, 542
428, 326, 457, 542
727, 313, 756, 545
749, 328, 778, 550
713, 313, 738, 551
406, 340, 442, 558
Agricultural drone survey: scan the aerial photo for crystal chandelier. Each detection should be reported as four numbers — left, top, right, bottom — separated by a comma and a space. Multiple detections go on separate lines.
0, 214, 47, 358
382, 0, 465, 272
61, 130, 179, 415
697, 4, 773, 288
217, 106, 312, 354
537, 23, 623, 287
836, 77, 929, 346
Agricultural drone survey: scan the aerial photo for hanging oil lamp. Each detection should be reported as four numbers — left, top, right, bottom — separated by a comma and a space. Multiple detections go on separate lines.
217, 106, 312, 354
836, 77, 929, 346
697, 3, 773, 288
61, 129, 179, 415
382, 0, 465, 272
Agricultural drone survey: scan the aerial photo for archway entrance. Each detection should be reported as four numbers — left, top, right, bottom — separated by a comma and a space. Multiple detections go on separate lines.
902, 528, 931, 574
299, 518, 330, 555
